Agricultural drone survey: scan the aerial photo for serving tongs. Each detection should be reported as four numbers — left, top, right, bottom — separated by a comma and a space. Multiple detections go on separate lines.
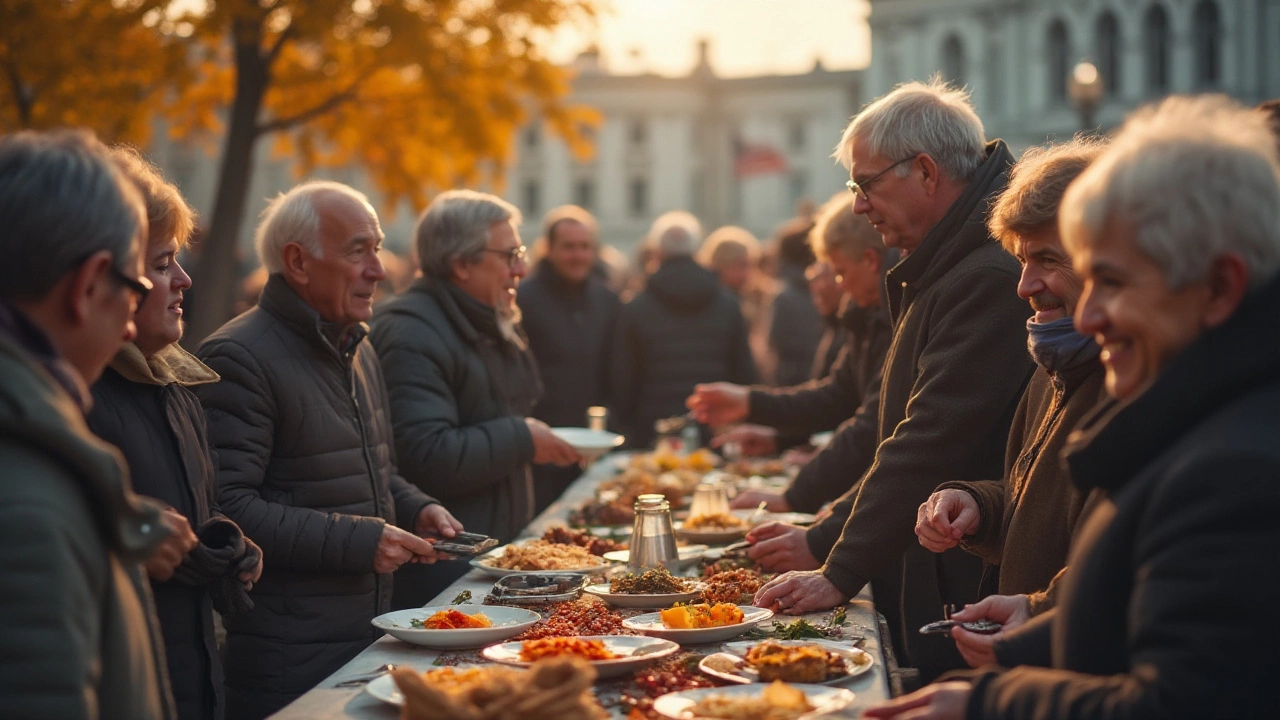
431, 531, 498, 558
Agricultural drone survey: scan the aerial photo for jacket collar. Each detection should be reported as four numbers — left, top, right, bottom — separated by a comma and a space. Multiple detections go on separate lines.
0, 300, 91, 412
412, 276, 530, 352
0, 332, 168, 560
534, 257, 587, 298
1065, 273, 1280, 492
257, 273, 368, 361
110, 342, 220, 388
885, 140, 1015, 321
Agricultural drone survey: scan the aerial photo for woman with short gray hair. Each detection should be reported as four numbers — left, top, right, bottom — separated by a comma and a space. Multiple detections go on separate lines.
866, 94, 1280, 720
370, 189, 579, 608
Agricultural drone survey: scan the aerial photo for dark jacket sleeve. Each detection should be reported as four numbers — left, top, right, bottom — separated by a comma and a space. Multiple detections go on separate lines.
768, 289, 823, 387
935, 479, 1006, 565
785, 373, 881, 518
747, 344, 862, 435
727, 299, 760, 386
197, 339, 384, 575
820, 266, 1033, 598
971, 453, 1280, 720
371, 312, 535, 500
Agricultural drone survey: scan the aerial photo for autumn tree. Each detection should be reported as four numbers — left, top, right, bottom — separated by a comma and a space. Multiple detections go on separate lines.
164, 0, 598, 342
0, 0, 189, 144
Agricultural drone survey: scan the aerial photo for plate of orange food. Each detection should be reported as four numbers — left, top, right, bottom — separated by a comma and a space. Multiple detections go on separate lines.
480, 635, 681, 678
622, 603, 773, 644
371, 606, 541, 649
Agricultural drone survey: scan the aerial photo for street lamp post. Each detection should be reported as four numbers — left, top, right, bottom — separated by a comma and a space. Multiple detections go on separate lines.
1068, 61, 1104, 133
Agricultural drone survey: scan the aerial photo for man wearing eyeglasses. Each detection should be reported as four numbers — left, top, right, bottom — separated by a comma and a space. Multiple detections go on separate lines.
754, 79, 1035, 682
371, 189, 582, 609
0, 130, 177, 718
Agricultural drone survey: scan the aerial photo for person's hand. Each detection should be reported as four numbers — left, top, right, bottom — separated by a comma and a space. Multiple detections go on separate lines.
862, 681, 972, 720
374, 524, 438, 574
753, 570, 848, 615
415, 503, 464, 539
686, 382, 749, 426
711, 425, 778, 457
145, 508, 199, 582
948, 594, 1032, 667
745, 522, 819, 572
237, 538, 263, 590
525, 418, 583, 466
915, 489, 980, 553
729, 490, 790, 512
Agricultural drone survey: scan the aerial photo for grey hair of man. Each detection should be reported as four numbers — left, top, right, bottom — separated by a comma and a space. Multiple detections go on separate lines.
0, 129, 146, 302
416, 189, 523, 280
255, 180, 379, 274
833, 77, 987, 183
648, 210, 704, 261
810, 191, 885, 262
1060, 95, 1280, 293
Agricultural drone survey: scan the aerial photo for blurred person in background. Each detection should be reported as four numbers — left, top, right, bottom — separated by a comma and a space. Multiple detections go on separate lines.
691, 192, 890, 510
0, 129, 175, 719
612, 211, 757, 448
911, 137, 1108, 670
197, 181, 457, 718
699, 225, 772, 379
517, 205, 621, 511
807, 262, 849, 380
88, 148, 263, 720
372, 190, 581, 605
867, 94, 1280, 720
767, 218, 824, 386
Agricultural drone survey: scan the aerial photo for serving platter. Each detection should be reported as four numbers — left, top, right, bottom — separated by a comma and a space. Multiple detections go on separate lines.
622, 605, 773, 644
480, 635, 680, 679
652, 683, 855, 720
583, 581, 707, 609
469, 546, 611, 579
370, 606, 540, 649
699, 639, 875, 685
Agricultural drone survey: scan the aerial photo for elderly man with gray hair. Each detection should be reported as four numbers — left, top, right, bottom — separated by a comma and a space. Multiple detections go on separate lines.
753, 79, 1034, 681
610, 210, 758, 448
195, 180, 460, 719
371, 189, 581, 608
0, 130, 176, 718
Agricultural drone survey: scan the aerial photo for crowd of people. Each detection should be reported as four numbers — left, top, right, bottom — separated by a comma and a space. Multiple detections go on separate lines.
0, 79, 1277, 720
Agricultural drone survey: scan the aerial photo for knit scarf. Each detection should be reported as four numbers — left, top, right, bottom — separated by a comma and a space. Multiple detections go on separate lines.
1026, 316, 1101, 375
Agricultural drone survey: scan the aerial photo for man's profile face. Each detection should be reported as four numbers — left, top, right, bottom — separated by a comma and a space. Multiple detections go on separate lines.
1014, 227, 1083, 323
302, 191, 387, 326
848, 136, 930, 252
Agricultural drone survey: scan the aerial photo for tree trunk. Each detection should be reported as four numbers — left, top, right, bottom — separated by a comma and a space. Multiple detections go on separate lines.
185, 24, 268, 346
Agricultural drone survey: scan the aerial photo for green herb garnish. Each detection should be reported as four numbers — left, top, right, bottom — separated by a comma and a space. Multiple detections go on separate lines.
830, 606, 848, 627
451, 590, 472, 605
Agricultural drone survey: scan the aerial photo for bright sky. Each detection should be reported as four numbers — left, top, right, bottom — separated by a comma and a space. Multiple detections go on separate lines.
544, 0, 871, 77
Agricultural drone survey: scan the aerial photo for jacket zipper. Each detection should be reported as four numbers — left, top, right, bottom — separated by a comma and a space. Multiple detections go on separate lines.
345, 352, 386, 612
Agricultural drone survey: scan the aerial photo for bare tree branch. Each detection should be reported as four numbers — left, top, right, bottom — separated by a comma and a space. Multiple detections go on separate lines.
255, 83, 359, 134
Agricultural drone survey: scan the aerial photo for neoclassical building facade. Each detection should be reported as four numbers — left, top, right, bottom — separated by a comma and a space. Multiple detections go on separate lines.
868, 0, 1280, 147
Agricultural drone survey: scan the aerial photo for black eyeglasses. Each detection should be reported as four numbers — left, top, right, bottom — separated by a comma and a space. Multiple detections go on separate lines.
482, 245, 528, 268
108, 264, 153, 305
846, 155, 917, 201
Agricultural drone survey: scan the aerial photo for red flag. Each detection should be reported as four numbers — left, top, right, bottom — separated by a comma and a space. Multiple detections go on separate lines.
734, 136, 788, 178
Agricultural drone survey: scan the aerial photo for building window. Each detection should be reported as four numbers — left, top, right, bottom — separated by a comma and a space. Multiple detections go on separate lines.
629, 118, 647, 148
1047, 19, 1070, 106
789, 172, 807, 207
941, 34, 965, 87
1193, 1, 1222, 87
1096, 12, 1122, 98
574, 178, 594, 211
985, 40, 1004, 115
523, 179, 540, 217
524, 124, 540, 150
788, 120, 806, 153
628, 177, 648, 218
1145, 5, 1171, 95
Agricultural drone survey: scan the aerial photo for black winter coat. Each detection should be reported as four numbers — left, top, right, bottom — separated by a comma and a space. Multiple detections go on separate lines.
971, 274, 1280, 720
611, 257, 758, 448
196, 275, 436, 720
87, 344, 225, 720
768, 264, 823, 386
813, 141, 1033, 679
811, 308, 848, 382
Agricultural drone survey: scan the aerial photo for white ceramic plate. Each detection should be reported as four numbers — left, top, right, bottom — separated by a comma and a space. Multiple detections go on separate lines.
622, 606, 773, 644
674, 523, 749, 545
371, 606, 540, 649
738, 510, 818, 527
469, 547, 611, 579
699, 639, 875, 685
583, 581, 707, 609
602, 545, 708, 567
551, 427, 625, 463
481, 635, 680, 679
365, 673, 405, 706
652, 683, 856, 720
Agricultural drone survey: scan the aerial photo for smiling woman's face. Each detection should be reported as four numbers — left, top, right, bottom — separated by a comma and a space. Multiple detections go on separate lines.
133, 236, 192, 356
1072, 227, 1214, 400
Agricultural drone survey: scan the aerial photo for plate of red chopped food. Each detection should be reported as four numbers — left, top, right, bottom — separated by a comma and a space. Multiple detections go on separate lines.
481, 635, 680, 678
371, 606, 540, 649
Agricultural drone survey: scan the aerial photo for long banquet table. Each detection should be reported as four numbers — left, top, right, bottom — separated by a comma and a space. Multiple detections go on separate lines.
270, 454, 894, 719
